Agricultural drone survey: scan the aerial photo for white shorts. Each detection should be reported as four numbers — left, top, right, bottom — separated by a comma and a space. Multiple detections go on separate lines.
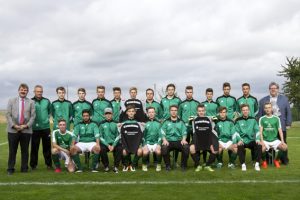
263, 140, 281, 151
58, 151, 71, 166
219, 141, 233, 150
146, 144, 158, 152
75, 142, 96, 153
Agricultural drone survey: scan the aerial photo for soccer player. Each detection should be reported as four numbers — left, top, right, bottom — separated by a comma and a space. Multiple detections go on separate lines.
179, 86, 200, 143
190, 104, 218, 172
161, 105, 189, 171
120, 87, 146, 122
70, 110, 101, 172
72, 88, 93, 126
145, 88, 163, 121
259, 102, 288, 168
30, 85, 52, 170
120, 105, 144, 172
235, 104, 262, 171
216, 82, 237, 120
51, 87, 73, 130
111, 87, 124, 122
92, 86, 112, 125
214, 106, 239, 169
99, 108, 122, 173
236, 83, 259, 118
142, 107, 162, 172
160, 83, 182, 120
202, 88, 219, 118
51, 119, 75, 173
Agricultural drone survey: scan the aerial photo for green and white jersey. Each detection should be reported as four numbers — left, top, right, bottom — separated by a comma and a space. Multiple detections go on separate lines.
236, 95, 258, 117
111, 99, 122, 122
72, 100, 93, 126
32, 97, 51, 131
143, 119, 162, 145
179, 99, 200, 126
73, 121, 100, 143
92, 98, 112, 125
51, 99, 73, 130
259, 115, 281, 142
216, 95, 237, 120
214, 118, 240, 143
52, 129, 73, 150
202, 100, 219, 118
99, 120, 120, 147
146, 100, 163, 121
161, 118, 187, 142
235, 116, 260, 144
160, 96, 181, 120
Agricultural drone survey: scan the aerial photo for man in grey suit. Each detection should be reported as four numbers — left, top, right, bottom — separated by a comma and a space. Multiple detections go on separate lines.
258, 82, 292, 165
6, 83, 36, 175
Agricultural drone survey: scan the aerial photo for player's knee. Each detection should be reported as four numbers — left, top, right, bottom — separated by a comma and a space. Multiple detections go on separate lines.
51, 148, 59, 155
70, 147, 78, 155
137, 148, 143, 156
190, 145, 195, 154
123, 149, 128, 156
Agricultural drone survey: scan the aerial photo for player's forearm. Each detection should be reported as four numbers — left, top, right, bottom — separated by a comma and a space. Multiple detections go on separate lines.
278, 129, 284, 142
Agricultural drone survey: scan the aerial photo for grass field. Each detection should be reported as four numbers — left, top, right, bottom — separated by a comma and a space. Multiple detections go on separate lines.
0, 118, 299, 200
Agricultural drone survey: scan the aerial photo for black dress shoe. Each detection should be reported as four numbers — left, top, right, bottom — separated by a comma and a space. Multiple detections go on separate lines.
7, 171, 13, 175
21, 169, 29, 173
166, 166, 171, 171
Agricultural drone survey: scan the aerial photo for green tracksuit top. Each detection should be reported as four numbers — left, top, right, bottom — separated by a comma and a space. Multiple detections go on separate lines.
73, 121, 100, 143
72, 100, 93, 126
111, 99, 122, 122
202, 100, 219, 117
51, 99, 73, 130
179, 98, 200, 126
235, 116, 260, 144
216, 95, 237, 120
161, 118, 187, 142
236, 95, 259, 117
214, 118, 239, 143
92, 98, 112, 125
32, 97, 51, 131
99, 120, 120, 147
52, 129, 73, 150
143, 119, 162, 145
146, 100, 163, 121
160, 96, 182, 120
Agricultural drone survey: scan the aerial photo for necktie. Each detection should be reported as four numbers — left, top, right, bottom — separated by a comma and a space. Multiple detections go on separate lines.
20, 98, 25, 125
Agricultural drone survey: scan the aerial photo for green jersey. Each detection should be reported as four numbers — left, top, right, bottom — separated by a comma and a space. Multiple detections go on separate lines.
52, 129, 73, 150
32, 97, 51, 130
72, 100, 93, 126
146, 100, 163, 121
143, 119, 162, 145
235, 116, 260, 144
259, 115, 281, 142
92, 98, 112, 125
161, 118, 187, 142
179, 99, 200, 126
99, 120, 120, 147
51, 99, 73, 130
236, 95, 258, 117
111, 98, 122, 122
214, 118, 239, 143
216, 95, 237, 120
73, 121, 100, 143
202, 100, 219, 117
160, 96, 182, 120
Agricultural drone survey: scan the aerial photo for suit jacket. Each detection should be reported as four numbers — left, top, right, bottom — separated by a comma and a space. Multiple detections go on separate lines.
258, 94, 292, 131
6, 97, 36, 134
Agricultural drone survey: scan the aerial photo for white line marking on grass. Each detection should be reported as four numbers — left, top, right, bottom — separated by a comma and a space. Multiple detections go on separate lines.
287, 137, 300, 139
0, 142, 8, 146
0, 180, 299, 186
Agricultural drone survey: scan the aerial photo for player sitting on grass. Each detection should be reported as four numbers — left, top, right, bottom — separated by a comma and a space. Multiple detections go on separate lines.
51, 119, 75, 173
142, 107, 162, 172
190, 104, 218, 172
259, 102, 288, 168
214, 106, 238, 169
120, 105, 144, 172
235, 104, 262, 171
70, 110, 101, 173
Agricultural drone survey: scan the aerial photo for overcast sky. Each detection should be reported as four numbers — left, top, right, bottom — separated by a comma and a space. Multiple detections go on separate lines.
0, 0, 299, 108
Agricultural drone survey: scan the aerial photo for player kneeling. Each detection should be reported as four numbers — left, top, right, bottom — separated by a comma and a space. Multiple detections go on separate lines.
142, 107, 162, 172
259, 102, 288, 168
190, 104, 218, 172
70, 110, 101, 173
52, 119, 75, 173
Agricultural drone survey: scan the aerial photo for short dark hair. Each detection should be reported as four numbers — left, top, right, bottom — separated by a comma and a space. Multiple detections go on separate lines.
264, 102, 272, 107
240, 104, 249, 110
129, 87, 137, 92
82, 109, 90, 116
166, 83, 176, 90
206, 88, 213, 93
218, 106, 227, 112
185, 86, 193, 90
169, 105, 178, 110
126, 105, 136, 112
223, 82, 231, 89
78, 88, 86, 93
18, 83, 29, 91
58, 119, 66, 124
242, 83, 250, 88
269, 82, 279, 89
146, 106, 156, 112
56, 86, 65, 93
197, 104, 205, 109
113, 87, 121, 92
146, 88, 154, 93
97, 85, 105, 90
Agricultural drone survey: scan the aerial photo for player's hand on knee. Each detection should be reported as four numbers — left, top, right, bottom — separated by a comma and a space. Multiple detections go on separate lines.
181, 139, 188, 145
162, 139, 169, 146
